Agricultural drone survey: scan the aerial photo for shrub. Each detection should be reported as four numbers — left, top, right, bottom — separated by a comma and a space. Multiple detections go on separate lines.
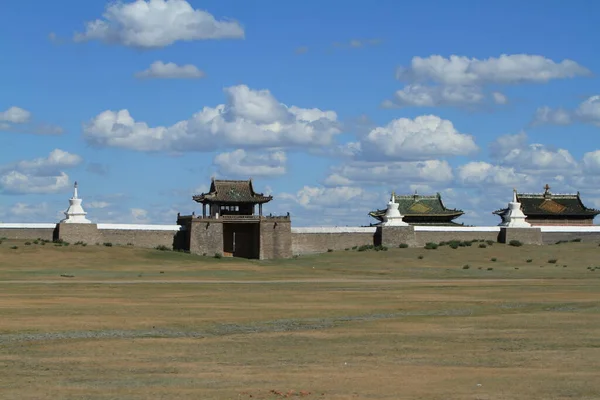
418, 255, 424, 259
571, 238, 582, 242
25, 242, 31, 246
563, 265, 567, 268
357, 245, 369, 252
214, 253, 222, 259
53, 239, 64, 244
555, 240, 568, 245
438, 241, 447, 246
344, 248, 349, 251
514, 267, 519, 270
548, 259, 558, 264
486, 240, 494, 245
462, 241, 473, 247
424, 242, 438, 250
462, 264, 470, 269
74, 241, 85, 246
526, 259, 533, 263
491, 258, 497, 262
40, 242, 45, 246
127, 242, 134, 246
82, 243, 87, 247
478, 244, 487, 248
509, 240, 523, 247
351, 246, 358, 250
380, 246, 388, 251
10, 246, 18, 250
33, 240, 39, 245
0, 240, 2, 245
399, 243, 409, 248
487, 267, 494, 271
449, 243, 459, 249
155, 245, 171, 251
103, 242, 113, 247
327, 249, 333, 252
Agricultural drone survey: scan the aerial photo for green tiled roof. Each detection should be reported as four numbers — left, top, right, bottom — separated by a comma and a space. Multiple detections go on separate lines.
493, 191, 600, 217
369, 193, 464, 222
193, 179, 273, 204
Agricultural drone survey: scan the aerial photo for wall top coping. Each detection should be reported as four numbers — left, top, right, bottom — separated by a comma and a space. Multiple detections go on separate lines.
97, 223, 182, 231
0, 223, 56, 229
538, 226, 600, 232
292, 227, 377, 234
414, 226, 501, 232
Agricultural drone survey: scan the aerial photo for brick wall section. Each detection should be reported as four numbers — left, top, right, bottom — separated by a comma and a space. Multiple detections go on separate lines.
415, 231, 499, 246
498, 227, 542, 245
57, 223, 102, 244
189, 219, 223, 256
380, 226, 416, 247
0, 228, 55, 241
291, 233, 375, 255
260, 219, 292, 260
99, 229, 177, 248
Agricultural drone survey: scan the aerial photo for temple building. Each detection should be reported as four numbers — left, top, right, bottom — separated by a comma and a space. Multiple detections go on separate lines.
192, 178, 273, 218
177, 178, 291, 259
369, 192, 465, 226
493, 184, 600, 226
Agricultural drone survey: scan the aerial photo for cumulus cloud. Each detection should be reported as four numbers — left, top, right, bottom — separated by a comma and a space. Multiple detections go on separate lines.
489, 131, 577, 173
280, 185, 380, 210
0, 106, 63, 135
73, 0, 244, 48
0, 149, 81, 194
0, 106, 31, 123
396, 54, 590, 86
86, 162, 110, 176
324, 160, 454, 187
583, 150, 600, 173
359, 115, 478, 161
213, 149, 287, 177
533, 96, 600, 127
386, 54, 589, 108
83, 84, 341, 152
531, 106, 572, 126
134, 61, 205, 79
457, 162, 535, 187
383, 84, 484, 108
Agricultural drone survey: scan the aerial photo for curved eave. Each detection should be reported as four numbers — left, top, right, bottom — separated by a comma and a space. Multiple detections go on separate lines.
192, 195, 273, 204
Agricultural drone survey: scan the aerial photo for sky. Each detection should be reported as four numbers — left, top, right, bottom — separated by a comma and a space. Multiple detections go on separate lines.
1, 0, 600, 227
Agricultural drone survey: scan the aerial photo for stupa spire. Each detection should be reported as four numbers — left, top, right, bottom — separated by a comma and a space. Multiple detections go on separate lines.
498, 188, 530, 228
60, 180, 91, 224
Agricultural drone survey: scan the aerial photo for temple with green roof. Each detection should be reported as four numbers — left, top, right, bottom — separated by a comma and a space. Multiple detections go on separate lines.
493, 184, 600, 226
369, 192, 465, 226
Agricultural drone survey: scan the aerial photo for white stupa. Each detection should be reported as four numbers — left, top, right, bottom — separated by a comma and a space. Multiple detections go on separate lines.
382, 191, 409, 226
499, 188, 531, 227
61, 181, 91, 224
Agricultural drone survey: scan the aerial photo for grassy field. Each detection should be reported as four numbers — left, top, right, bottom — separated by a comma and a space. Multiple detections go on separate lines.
1, 238, 600, 399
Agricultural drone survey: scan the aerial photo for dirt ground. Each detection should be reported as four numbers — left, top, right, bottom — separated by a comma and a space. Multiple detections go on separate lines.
1, 239, 599, 399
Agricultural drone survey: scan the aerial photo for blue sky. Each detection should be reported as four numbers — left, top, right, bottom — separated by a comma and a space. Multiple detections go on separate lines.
1, 0, 599, 226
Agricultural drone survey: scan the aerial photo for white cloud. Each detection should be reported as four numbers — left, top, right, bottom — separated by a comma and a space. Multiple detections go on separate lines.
531, 95, 600, 127
531, 106, 572, 126
332, 38, 382, 49
0, 171, 71, 195
73, 0, 244, 48
87, 201, 111, 209
387, 54, 589, 109
360, 115, 478, 160
135, 61, 205, 79
0, 106, 31, 123
0, 149, 81, 195
325, 160, 454, 186
583, 150, 600, 173
83, 84, 341, 152
575, 95, 600, 126
457, 162, 535, 187
130, 208, 150, 223
492, 92, 508, 104
0, 106, 63, 135
8, 149, 83, 176
213, 149, 286, 177
280, 185, 380, 210
489, 131, 577, 174
383, 84, 484, 108
396, 54, 590, 86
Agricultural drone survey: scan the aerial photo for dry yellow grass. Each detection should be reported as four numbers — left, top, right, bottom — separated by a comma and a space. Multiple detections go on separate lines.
1, 238, 600, 399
